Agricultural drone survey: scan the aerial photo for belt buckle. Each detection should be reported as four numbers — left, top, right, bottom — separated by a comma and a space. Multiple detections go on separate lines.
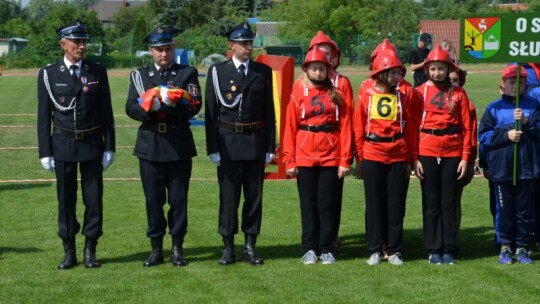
158, 123, 166, 133
74, 131, 83, 140
235, 123, 244, 133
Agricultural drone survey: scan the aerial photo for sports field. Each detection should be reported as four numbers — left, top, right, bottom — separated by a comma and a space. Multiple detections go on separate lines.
1, 64, 539, 303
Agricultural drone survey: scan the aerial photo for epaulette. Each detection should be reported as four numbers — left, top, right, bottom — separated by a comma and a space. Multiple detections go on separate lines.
43, 62, 59, 70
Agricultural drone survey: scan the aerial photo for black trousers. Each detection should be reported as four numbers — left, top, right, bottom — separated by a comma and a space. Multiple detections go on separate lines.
217, 159, 265, 237
362, 160, 409, 255
55, 159, 103, 240
419, 156, 460, 255
297, 166, 339, 254
139, 158, 192, 239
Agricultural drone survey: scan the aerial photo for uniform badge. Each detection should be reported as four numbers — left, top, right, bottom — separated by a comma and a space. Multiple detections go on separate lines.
60, 65, 66, 72
226, 93, 232, 100
59, 96, 65, 103
84, 64, 89, 71
231, 85, 237, 92
171, 70, 177, 76
149, 71, 155, 77
187, 84, 199, 96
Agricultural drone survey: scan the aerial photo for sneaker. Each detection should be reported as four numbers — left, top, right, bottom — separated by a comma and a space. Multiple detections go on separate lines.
301, 250, 317, 265
499, 247, 513, 265
515, 248, 533, 264
366, 252, 381, 266
320, 252, 336, 265
388, 253, 404, 265
442, 254, 456, 265
428, 254, 442, 265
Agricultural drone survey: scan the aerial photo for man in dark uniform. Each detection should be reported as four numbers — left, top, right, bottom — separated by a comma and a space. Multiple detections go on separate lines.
204, 22, 276, 266
409, 32, 432, 88
126, 26, 202, 267
37, 20, 115, 269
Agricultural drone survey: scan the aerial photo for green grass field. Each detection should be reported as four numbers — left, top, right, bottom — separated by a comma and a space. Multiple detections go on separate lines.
1, 64, 540, 303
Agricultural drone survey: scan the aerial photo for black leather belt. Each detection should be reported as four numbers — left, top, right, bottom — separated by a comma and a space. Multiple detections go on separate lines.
141, 122, 187, 133
53, 125, 102, 140
365, 133, 403, 142
218, 120, 264, 133
299, 123, 336, 133
421, 126, 461, 136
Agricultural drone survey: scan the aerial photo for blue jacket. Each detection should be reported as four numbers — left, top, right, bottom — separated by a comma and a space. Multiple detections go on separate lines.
478, 94, 540, 182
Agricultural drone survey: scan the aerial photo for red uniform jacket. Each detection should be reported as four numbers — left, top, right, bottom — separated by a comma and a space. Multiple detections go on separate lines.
354, 79, 421, 164
282, 81, 352, 169
416, 80, 473, 161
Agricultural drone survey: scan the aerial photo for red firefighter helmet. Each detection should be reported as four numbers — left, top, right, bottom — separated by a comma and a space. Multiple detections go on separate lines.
501, 64, 528, 79
370, 38, 398, 63
308, 31, 339, 52
370, 50, 404, 77
423, 44, 456, 71
302, 47, 331, 72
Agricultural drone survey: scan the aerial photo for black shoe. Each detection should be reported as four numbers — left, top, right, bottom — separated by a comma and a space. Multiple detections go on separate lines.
219, 247, 236, 265
58, 250, 77, 270
83, 248, 101, 268
171, 247, 187, 267
243, 244, 264, 266
143, 249, 164, 267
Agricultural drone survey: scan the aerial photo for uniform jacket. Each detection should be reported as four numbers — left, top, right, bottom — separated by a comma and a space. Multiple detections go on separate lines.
478, 94, 540, 182
204, 59, 276, 161
125, 63, 202, 162
416, 80, 473, 161
37, 59, 115, 162
354, 79, 421, 164
282, 81, 352, 169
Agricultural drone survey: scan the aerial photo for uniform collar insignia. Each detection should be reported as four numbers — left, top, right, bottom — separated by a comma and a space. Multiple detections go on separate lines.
60, 65, 66, 72
83, 64, 89, 71
149, 71, 155, 77
171, 70, 177, 76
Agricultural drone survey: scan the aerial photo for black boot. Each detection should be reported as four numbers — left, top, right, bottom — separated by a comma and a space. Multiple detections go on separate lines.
58, 238, 77, 270
143, 237, 164, 267
171, 236, 187, 267
83, 238, 101, 268
219, 235, 235, 266
243, 234, 264, 266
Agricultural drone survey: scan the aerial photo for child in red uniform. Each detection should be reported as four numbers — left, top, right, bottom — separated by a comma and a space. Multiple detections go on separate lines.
413, 45, 473, 265
354, 49, 421, 266
449, 68, 478, 234
303, 32, 355, 253
282, 47, 352, 265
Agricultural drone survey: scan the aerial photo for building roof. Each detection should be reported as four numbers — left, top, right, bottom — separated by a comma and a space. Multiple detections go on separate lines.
91, 0, 146, 23
420, 19, 460, 59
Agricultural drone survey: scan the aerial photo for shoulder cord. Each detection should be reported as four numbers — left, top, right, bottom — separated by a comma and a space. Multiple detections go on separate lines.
131, 69, 146, 96
212, 66, 243, 109
43, 69, 76, 112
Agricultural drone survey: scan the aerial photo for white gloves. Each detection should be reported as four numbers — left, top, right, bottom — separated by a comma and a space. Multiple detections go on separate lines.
40, 157, 55, 172
151, 97, 162, 112
102, 151, 114, 171
209, 152, 221, 166
265, 153, 275, 165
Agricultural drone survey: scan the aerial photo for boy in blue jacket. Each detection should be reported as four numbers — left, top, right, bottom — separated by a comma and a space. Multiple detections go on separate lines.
479, 65, 540, 264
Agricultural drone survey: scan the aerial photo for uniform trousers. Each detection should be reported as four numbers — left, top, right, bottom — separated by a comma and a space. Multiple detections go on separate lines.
297, 166, 339, 254
419, 156, 460, 255
362, 160, 409, 255
217, 159, 265, 237
55, 159, 103, 240
494, 180, 533, 248
139, 158, 192, 239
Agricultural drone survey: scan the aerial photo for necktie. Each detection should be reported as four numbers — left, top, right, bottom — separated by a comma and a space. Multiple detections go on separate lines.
238, 64, 246, 82
70, 65, 79, 84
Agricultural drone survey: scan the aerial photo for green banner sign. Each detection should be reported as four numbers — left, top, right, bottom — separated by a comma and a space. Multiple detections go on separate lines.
460, 13, 540, 63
